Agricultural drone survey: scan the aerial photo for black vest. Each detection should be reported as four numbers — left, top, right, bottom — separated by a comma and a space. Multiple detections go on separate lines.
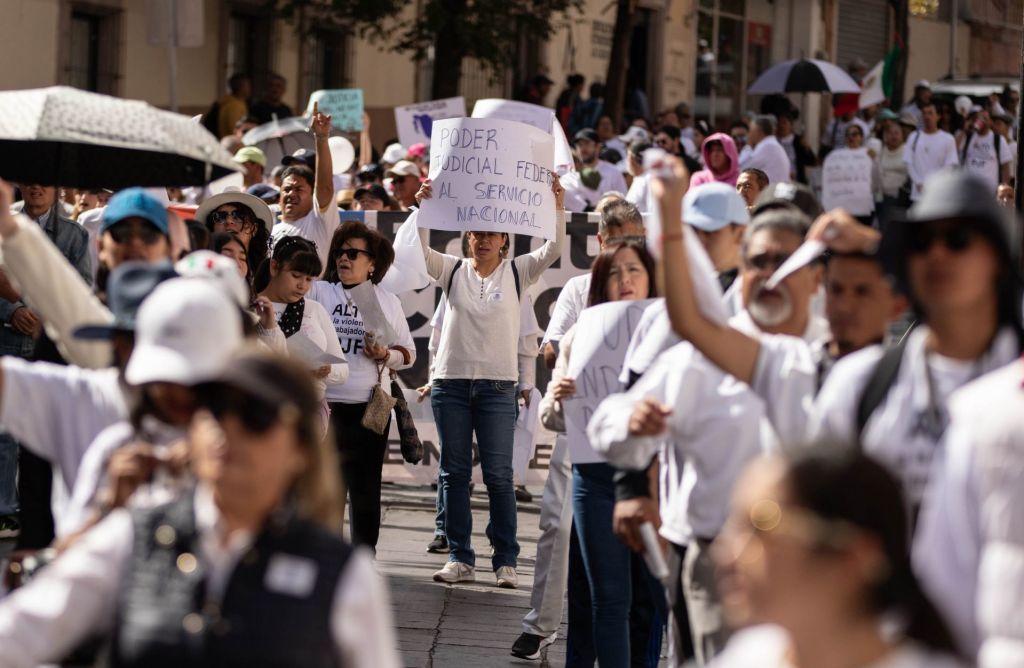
106, 493, 352, 668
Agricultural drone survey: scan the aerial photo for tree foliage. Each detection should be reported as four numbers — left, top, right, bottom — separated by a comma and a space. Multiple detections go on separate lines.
274, 0, 584, 98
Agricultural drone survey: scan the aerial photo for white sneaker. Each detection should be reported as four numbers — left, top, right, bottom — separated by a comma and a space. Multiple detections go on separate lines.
495, 565, 518, 589
432, 561, 475, 584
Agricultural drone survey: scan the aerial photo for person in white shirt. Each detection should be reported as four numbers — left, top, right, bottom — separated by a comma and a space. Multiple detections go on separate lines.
270, 103, 340, 271
900, 79, 933, 130
256, 236, 349, 437
540, 240, 657, 667
739, 116, 792, 186
709, 448, 964, 668
573, 128, 629, 197
0, 352, 401, 668
625, 140, 654, 214
810, 170, 1022, 514
902, 103, 959, 202
309, 221, 414, 551
958, 110, 1012, 192
414, 177, 565, 588
512, 200, 645, 659
914, 360, 1024, 666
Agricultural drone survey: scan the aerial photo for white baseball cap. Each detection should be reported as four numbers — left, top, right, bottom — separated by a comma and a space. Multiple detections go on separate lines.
914, 79, 931, 90
125, 278, 244, 386
684, 182, 750, 232
382, 142, 406, 165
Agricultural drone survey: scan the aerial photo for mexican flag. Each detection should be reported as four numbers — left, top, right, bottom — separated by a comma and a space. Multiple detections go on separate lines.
859, 47, 900, 108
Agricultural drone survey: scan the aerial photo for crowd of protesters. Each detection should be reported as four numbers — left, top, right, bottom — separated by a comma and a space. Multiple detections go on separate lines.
0, 61, 1020, 668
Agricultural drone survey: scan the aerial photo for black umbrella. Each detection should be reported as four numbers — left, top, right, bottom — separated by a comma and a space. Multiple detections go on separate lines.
747, 58, 861, 95
0, 86, 240, 189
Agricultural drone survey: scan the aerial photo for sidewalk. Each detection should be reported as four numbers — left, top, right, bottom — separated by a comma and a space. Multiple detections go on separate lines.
376, 483, 567, 667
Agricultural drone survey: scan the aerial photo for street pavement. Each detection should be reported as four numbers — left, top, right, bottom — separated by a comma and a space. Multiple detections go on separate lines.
376, 483, 568, 667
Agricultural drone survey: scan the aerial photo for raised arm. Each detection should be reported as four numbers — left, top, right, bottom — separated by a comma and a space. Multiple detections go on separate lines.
516, 176, 567, 286
359, 112, 373, 171
311, 102, 335, 211
653, 158, 763, 384
413, 180, 461, 283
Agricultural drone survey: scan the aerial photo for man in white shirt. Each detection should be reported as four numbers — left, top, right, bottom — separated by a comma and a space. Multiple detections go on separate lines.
959, 110, 1012, 192
572, 129, 629, 197
270, 103, 339, 269
900, 79, 932, 129
739, 116, 791, 185
511, 200, 644, 660
902, 103, 959, 201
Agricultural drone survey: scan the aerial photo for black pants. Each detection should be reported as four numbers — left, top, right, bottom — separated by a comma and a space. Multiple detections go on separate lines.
330, 402, 390, 550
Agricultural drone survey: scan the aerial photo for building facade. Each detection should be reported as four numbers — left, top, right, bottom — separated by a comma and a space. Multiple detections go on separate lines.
1, 0, 1020, 148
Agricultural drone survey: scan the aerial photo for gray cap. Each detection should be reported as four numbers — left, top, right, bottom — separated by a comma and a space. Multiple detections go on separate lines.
751, 181, 823, 221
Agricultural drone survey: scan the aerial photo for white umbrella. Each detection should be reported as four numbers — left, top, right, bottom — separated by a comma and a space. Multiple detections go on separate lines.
748, 59, 861, 95
241, 116, 315, 169
0, 86, 239, 188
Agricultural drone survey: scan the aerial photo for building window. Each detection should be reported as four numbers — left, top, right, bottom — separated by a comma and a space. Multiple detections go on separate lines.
308, 29, 350, 91
225, 4, 273, 96
695, 0, 756, 127
65, 5, 121, 94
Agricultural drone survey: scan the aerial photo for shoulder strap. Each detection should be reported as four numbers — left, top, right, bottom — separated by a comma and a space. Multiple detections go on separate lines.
510, 260, 521, 300
446, 258, 464, 294
912, 130, 921, 153
855, 341, 907, 439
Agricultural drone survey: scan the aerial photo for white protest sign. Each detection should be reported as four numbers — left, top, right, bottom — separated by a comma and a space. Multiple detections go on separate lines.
349, 281, 399, 345
821, 148, 874, 216
472, 98, 575, 175
286, 332, 347, 368
419, 117, 556, 240
563, 299, 654, 464
306, 89, 364, 131
395, 97, 466, 148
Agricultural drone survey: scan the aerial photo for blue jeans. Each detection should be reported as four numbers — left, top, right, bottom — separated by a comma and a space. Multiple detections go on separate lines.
431, 378, 519, 569
573, 463, 631, 666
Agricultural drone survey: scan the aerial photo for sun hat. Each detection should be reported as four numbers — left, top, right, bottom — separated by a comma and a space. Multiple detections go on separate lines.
195, 189, 275, 236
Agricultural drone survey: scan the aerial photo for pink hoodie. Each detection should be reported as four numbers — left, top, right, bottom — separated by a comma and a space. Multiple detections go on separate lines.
689, 132, 740, 188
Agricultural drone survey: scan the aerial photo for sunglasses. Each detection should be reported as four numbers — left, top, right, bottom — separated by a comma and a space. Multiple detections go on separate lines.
197, 385, 290, 434
391, 176, 409, 184
907, 226, 977, 254
211, 209, 244, 223
337, 248, 374, 261
745, 252, 791, 272
107, 222, 164, 245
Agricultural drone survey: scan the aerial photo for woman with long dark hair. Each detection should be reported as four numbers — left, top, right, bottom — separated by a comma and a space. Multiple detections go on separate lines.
710, 446, 963, 667
309, 222, 414, 551
196, 191, 273, 275
540, 240, 658, 665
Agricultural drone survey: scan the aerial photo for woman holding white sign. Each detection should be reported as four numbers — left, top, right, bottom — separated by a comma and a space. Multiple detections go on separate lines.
821, 124, 879, 226
540, 240, 658, 667
309, 222, 415, 551
414, 177, 565, 589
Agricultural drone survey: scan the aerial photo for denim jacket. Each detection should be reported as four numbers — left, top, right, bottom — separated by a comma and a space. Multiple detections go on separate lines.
0, 205, 92, 356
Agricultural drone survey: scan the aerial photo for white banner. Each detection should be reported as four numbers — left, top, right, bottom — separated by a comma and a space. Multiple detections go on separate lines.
563, 299, 654, 464
821, 148, 875, 216
472, 98, 575, 175
395, 97, 466, 148
306, 89, 364, 131
420, 117, 556, 239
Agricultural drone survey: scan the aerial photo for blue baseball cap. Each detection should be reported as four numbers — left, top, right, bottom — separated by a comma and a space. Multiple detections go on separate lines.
683, 182, 750, 232
100, 188, 170, 236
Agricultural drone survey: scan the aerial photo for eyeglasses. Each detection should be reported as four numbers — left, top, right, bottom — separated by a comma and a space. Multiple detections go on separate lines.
745, 252, 791, 272
337, 248, 374, 261
907, 226, 977, 254
211, 210, 246, 225
197, 385, 291, 434
107, 222, 164, 245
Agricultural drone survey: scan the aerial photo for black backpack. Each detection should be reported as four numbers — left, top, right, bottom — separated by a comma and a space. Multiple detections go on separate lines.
854, 340, 907, 438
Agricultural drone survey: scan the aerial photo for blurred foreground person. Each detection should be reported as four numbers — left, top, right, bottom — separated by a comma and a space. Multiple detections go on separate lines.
0, 352, 400, 668
710, 448, 963, 668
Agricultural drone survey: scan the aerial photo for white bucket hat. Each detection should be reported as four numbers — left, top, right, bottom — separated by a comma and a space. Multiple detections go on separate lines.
125, 278, 244, 386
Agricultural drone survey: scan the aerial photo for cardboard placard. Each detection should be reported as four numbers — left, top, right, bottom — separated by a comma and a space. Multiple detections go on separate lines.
395, 97, 467, 148
821, 148, 874, 216
306, 89, 364, 131
419, 117, 556, 240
